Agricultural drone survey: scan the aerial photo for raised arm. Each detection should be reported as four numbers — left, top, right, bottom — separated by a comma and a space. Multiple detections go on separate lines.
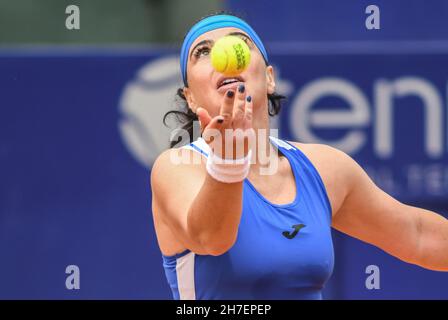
151, 87, 253, 256
151, 149, 244, 256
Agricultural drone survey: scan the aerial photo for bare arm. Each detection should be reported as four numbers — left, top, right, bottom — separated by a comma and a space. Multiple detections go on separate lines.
151, 150, 244, 256
151, 87, 252, 256
328, 147, 448, 271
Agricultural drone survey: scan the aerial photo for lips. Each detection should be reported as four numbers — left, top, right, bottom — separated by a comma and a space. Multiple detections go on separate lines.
216, 76, 245, 93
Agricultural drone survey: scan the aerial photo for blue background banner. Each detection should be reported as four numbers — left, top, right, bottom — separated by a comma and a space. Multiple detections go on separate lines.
1, 47, 447, 299
1, 0, 448, 300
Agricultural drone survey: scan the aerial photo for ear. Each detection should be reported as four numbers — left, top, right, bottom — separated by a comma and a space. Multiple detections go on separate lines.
266, 65, 276, 95
183, 87, 199, 113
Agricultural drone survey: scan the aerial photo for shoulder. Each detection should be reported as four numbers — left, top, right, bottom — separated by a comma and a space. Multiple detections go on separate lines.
287, 141, 358, 176
150, 147, 207, 196
150, 148, 208, 256
286, 141, 363, 215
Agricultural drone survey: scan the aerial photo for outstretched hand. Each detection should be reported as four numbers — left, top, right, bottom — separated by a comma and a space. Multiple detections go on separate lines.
197, 86, 254, 160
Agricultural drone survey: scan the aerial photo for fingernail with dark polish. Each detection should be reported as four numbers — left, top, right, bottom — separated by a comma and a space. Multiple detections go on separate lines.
217, 118, 224, 123
227, 90, 234, 98
246, 95, 252, 102
238, 84, 245, 93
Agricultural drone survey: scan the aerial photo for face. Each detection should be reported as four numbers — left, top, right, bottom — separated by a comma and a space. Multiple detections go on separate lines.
183, 27, 276, 117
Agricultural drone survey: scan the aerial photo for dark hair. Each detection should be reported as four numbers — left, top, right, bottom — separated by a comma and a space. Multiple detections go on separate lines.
163, 11, 286, 148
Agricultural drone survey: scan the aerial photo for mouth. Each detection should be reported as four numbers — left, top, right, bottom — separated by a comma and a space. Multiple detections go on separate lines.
216, 76, 245, 93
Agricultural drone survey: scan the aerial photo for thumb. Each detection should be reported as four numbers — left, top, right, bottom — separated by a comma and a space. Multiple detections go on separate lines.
196, 107, 212, 131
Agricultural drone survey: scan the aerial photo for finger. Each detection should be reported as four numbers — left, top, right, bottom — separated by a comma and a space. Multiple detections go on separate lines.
232, 84, 246, 128
196, 107, 212, 131
243, 95, 253, 129
219, 90, 235, 126
202, 115, 225, 144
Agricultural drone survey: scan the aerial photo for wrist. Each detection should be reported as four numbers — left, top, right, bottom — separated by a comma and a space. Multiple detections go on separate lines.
206, 149, 252, 183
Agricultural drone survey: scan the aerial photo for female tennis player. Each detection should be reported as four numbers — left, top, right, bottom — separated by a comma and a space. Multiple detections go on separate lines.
151, 13, 448, 300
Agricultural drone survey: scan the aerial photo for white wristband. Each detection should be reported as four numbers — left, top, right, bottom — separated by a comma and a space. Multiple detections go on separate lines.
206, 150, 252, 183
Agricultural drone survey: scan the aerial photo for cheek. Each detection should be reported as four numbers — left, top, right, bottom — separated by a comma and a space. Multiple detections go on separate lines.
189, 62, 210, 85
246, 60, 268, 94
187, 64, 221, 115
247, 54, 267, 82
243, 58, 270, 111
188, 64, 211, 95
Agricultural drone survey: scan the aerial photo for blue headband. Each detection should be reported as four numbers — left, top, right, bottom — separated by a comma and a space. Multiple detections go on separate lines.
180, 14, 269, 86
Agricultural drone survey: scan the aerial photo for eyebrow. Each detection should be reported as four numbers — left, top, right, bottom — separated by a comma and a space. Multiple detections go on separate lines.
189, 31, 254, 60
189, 39, 213, 59
227, 31, 253, 42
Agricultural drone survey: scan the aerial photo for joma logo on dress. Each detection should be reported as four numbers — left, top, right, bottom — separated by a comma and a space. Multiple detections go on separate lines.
282, 224, 306, 239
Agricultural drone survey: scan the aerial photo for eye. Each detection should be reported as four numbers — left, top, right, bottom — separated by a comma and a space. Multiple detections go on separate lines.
236, 34, 253, 47
239, 35, 249, 43
193, 46, 210, 58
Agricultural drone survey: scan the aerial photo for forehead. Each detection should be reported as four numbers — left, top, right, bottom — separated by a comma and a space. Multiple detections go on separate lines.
188, 27, 250, 53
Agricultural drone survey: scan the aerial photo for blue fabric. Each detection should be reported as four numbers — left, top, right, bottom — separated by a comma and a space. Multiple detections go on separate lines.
162, 249, 190, 300
162, 137, 334, 299
180, 14, 269, 86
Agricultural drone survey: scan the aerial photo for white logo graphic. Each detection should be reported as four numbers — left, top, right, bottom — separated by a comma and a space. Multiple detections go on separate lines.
365, 5, 380, 30
290, 76, 445, 157
365, 264, 380, 290
65, 265, 80, 290
118, 56, 183, 169
65, 5, 80, 30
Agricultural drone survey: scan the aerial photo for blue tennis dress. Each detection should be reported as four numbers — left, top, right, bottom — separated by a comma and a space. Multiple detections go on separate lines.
161, 136, 334, 300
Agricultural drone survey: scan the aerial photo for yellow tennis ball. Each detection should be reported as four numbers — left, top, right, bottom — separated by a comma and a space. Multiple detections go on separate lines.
210, 36, 251, 76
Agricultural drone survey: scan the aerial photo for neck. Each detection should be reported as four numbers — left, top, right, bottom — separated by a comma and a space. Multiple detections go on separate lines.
249, 102, 281, 177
